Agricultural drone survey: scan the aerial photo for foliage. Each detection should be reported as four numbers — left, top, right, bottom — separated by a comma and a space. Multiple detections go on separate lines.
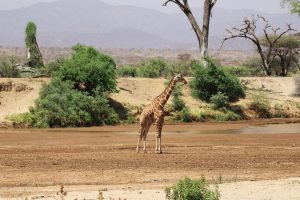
223, 66, 257, 77
137, 58, 168, 78
282, 0, 300, 15
29, 45, 119, 128
43, 57, 65, 76
261, 35, 300, 76
165, 177, 220, 200
190, 59, 245, 102
273, 104, 290, 118
241, 57, 265, 76
198, 109, 241, 122
171, 84, 187, 112
249, 92, 272, 118
117, 65, 137, 77
0, 56, 20, 78
209, 92, 229, 109
25, 21, 44, 68
30, 79, 119, 128
5, 113, 32, 128
55, 44, 117, 95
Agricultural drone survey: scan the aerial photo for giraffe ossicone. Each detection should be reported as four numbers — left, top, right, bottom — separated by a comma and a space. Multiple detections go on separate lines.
136, 74, 187, 154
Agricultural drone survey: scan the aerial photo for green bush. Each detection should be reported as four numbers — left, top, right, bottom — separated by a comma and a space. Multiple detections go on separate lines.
190, 59, 245, 102
30, 79, 118, 128
55, 44, 117, 95
171, 85, 187, 112
5, 113, 33, 128
137, 58, 168, 78
29, 45, 119, 128
223, 66, 254, 77
43, 57, 65, 77
165, 177, 220, 200
198, 109, 241, 122
117, 65, 137, 77
209, 92, 229, 109
249, 92, 272, 118
0, 56, 20, 78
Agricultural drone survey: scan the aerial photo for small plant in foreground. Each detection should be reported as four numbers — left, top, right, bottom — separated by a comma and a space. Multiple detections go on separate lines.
165, 177, 220, 200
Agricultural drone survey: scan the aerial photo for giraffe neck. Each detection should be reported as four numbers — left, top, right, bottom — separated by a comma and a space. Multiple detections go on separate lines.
156, 78, 177, 107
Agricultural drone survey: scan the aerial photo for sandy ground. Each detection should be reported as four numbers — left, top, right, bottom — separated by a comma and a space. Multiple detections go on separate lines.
2, 178, 299, 200
0, 122, 299, 199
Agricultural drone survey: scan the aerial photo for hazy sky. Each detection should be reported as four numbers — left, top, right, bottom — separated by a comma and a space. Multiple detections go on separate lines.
0, 0, 289, 14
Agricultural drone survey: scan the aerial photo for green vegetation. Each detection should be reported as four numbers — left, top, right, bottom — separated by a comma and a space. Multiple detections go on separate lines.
117, 64, 137, 77
165, 177, 220, 200
117, 58, 196, 78
282, 0, 300, 15
43, 57, 65, 77
209, 92, 229, 109
137, 58, 168, 78
0, 56, 20, 78
190, 59, 245, 102
171, 84, 187, 112
26, 45, 119, 128
25, 21, 44, 68
248, 92, 272, 118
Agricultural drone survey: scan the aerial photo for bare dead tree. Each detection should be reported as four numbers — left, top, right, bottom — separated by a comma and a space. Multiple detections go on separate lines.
221, 15, 295, 76
163, 0, 217, 58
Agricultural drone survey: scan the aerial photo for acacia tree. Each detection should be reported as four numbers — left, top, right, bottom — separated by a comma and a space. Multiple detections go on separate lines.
25, 21, 44, 68
222, 16, 294, 76
271, 36, 300, 76
162, 0, 217, 58
282, 0, 300, 16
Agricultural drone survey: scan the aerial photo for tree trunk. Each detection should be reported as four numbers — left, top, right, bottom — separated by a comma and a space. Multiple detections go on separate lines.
184, 9, 203, 56
202, 0, 212, 58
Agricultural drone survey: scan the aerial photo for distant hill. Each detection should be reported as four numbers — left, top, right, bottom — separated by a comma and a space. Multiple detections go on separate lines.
0, 0, 299, 50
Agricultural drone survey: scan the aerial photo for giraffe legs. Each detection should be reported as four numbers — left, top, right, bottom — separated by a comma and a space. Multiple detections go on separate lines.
155, 117, 164, 154
137, 120, 151, 153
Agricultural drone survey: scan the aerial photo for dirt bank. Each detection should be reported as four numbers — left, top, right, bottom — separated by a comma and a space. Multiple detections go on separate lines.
0, 77, 299, 122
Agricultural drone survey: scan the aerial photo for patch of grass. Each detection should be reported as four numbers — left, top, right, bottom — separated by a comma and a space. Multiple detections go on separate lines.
5, 113, 32, 128
117, 64, 137, 77
248, 92, 272, 118
165, 177, 220, 200
273, 103, 290, 118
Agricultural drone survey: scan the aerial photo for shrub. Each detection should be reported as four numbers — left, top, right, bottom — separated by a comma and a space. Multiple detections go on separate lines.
198, 109, 241, 122
137, 58, 168, 78
43, 57, 65, 77
5, 113, 32, 128
55, 44, 117, 95
117, 65, 137, 77
249, 92, 272, 118
0, 56, 20, 78
209, 92, 229, 109
30, 79, 118, 128
171, 85, 187, 112
165, 177, 220, 200
177, 108, 195, 122
190, 59, 245, 102
273, 104, 290, 118
29, 45, 119, 128
223, 66, 254, 77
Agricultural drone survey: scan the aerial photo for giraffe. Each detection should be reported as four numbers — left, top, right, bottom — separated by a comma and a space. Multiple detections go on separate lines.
136, 74, 187, 154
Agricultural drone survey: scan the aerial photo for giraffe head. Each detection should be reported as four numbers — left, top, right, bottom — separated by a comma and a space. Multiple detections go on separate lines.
174, 74, 187, 84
